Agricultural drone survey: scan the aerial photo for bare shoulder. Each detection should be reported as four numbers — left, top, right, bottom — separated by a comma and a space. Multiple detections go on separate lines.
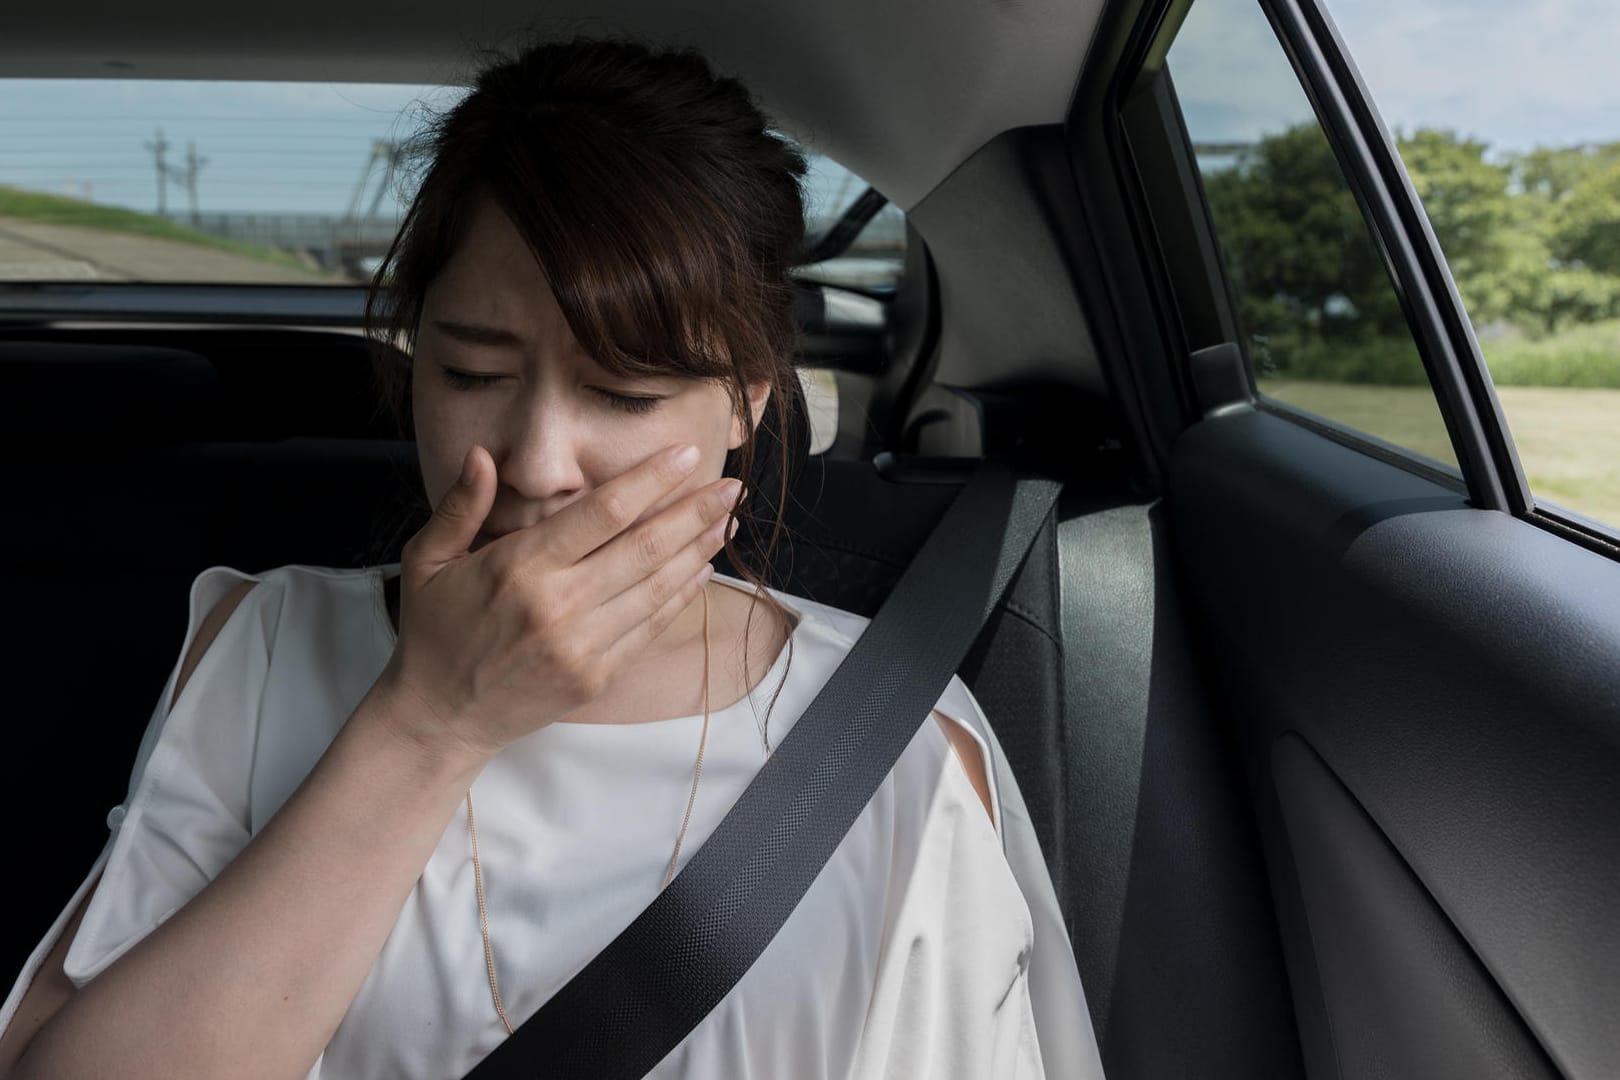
932, 711, 995, 823
170, 580, 258, 713
0, 871, 100, 1072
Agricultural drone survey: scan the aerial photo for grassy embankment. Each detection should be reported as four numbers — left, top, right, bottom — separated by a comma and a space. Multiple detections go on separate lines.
0, 185, 324, 276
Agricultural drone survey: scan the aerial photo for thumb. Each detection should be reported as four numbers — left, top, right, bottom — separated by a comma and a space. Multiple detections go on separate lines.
416, 444, 494, 566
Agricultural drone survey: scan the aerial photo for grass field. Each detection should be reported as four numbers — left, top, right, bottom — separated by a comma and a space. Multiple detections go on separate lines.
1483, 321, 1620, 389
1260, 379, 1620, 528
0, 186, 323, 276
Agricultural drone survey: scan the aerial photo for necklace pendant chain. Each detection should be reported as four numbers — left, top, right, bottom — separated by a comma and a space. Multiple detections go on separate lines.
465, 585, 712, 1035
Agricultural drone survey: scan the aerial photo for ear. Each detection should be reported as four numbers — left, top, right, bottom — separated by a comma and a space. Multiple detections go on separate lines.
727, 379, 774, 451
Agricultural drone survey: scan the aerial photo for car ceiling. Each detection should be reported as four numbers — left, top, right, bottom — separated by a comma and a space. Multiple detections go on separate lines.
0, 0, 1104, 211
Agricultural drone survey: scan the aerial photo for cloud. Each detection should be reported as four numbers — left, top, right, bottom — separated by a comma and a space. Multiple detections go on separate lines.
1167, 0, 1620, 155
1170, 0, 1319, 142
1331, 0, 1620, 151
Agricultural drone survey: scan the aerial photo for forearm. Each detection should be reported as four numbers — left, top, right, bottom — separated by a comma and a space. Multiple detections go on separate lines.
13, 677, 491, 1080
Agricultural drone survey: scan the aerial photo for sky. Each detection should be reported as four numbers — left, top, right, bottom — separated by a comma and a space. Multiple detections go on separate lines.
1172, 0, 1620, 157
3, 0, 1617, 216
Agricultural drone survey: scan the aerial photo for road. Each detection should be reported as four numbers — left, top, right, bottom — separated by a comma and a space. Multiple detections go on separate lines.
0, 217, 342, 284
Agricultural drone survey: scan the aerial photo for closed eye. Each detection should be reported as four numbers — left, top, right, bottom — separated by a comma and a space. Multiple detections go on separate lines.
438, 366, 504, 391
591, 387, 664, 414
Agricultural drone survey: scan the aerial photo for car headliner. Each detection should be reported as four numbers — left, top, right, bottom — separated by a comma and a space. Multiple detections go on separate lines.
0, 0, 1103, 211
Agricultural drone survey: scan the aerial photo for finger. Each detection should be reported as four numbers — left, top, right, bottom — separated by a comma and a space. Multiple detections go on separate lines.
587, 508, 732, 643
404, 444, 494, 573
530, 443, 702, 566
578, 476, 741, 601
599, 562, 716, 672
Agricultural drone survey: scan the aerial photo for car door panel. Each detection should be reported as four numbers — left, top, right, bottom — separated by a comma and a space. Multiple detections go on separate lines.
1170, 407, 1620, 1078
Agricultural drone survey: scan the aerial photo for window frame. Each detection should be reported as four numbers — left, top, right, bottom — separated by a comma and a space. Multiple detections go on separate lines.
1073, 0, 1620, 542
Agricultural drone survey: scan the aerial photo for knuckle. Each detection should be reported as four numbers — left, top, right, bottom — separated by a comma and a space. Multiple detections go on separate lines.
595, 489, 632, 532
546, 570, 582, 612
489, 549, 523, 589
645, 606, 673, 641
640, 563, 676, 609
575, 663, 609, 700
539, 632, 580, 673
634, 526, 666, 569
524, 595, 564, 639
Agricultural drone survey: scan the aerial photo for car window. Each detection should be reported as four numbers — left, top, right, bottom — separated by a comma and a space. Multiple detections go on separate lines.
1164, 0, 1460, 471
1324, 0, 1620, 529
0, 78, 903, 294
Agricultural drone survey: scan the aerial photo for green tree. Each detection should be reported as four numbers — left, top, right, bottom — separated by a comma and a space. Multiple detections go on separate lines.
1552, 156, 1620, 277
1203, 121, 1404, 353
1503, 144, 1620, 331
1397, 129, 1517, 326
1205, 123, 1620, 350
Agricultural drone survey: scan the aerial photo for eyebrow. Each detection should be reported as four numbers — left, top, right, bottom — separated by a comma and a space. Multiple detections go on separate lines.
430, 319, 525, 348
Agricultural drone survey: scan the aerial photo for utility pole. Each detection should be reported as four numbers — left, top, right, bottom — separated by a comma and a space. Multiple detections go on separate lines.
144, 130, 208, 224
181, 141, 208, 227
144, 128, 171, 215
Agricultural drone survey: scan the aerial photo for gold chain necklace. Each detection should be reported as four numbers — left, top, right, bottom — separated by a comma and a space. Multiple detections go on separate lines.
465, 585, 712, 1034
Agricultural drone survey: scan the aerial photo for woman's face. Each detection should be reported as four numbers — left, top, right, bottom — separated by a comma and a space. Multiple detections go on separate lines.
412, 195, 768, 553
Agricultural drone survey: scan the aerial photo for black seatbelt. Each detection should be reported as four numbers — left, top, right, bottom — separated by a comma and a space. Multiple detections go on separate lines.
460, 461, 1061, 1080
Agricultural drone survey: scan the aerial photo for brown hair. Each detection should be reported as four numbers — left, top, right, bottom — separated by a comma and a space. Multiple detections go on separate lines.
364, 36, 809, 744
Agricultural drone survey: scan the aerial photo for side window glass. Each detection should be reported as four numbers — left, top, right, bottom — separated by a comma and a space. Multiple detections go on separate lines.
1166, 0, 1459, 471
796, 153, 907, 295
1328, 1, 1620, 528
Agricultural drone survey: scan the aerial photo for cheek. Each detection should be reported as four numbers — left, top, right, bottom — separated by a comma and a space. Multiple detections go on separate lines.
584, 395, 734, 518
412, 379, 483, 505
577, 407, 708, 486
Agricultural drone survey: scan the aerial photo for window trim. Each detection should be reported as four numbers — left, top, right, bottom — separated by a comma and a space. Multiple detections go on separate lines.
1254, 394, 1467, 494
1101, 0, 1539, 513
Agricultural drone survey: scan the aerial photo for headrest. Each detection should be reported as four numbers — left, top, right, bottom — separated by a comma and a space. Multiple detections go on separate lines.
0, 341, 221, 445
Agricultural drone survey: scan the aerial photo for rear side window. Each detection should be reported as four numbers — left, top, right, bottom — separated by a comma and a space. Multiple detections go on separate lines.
1328, 0, 1620, 530
0, 78, 903, 294
1165, 0, 1459, 470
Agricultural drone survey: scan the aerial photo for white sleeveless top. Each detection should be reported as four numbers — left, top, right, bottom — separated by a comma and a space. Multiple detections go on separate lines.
2, 563, 1105, 1079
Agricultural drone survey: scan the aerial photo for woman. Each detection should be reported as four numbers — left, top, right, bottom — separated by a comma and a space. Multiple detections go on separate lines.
0, 38, 1096, 1080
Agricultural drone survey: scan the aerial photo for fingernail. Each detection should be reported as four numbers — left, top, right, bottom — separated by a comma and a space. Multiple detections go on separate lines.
720, 478, 744, 508
674, 445, 701, 471
726, 517, 739, 541
459, 448, 478, 486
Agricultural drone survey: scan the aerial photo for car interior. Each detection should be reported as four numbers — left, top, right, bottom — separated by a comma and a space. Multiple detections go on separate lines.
3, 0, 1619, 1077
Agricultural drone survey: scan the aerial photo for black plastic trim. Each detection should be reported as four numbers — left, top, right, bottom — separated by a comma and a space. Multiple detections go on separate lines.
1255, 395, 1467, 494
1063, 0, 1199, 484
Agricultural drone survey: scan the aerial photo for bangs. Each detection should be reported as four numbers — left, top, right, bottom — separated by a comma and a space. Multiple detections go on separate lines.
485, 112, 750, 383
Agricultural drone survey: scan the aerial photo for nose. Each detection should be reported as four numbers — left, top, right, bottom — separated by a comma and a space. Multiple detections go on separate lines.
491, 390, 588, 508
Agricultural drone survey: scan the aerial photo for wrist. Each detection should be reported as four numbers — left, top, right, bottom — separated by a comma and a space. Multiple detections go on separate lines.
353, 669, 499, 782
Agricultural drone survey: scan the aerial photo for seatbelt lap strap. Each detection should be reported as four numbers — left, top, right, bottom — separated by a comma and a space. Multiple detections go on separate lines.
461, 462, 1061, 1080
